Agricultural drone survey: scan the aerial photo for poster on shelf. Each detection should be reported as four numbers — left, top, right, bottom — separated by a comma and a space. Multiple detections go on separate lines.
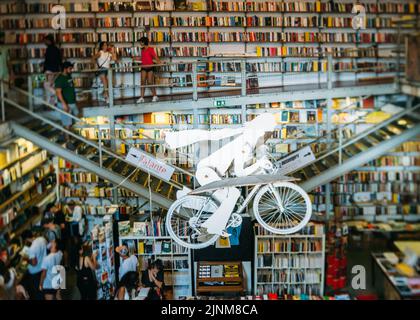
275, 146, 316, 175
126, 147, 175, 182
227, 224, 242, 246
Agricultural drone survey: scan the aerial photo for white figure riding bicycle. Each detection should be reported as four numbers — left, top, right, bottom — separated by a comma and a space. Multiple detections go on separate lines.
164, 113, 312, 249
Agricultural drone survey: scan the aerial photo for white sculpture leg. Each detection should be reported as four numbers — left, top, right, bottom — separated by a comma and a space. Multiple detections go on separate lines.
196, 166, 240, 236
201, 187, 240, 237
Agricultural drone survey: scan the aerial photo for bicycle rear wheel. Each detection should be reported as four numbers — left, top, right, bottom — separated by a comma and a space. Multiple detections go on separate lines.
253, 182, 312, 234
166, 195, 219, 250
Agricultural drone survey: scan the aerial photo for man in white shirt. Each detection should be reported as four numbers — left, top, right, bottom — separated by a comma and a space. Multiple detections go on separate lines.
23, 229, 47, 300
39, 239, 64, 300
116, 245, 138, 280
66, 201, 85, 237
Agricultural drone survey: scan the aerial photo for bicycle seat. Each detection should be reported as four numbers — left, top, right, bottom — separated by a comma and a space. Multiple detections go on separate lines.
189, 173, 299, 195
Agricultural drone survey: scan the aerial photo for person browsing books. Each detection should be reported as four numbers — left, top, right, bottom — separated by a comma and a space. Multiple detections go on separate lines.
21, 229, 47, 300
116, 245, 138, 280
114, 271, 140, 300
135, 37, 162, 103
43, 34, 62, 105
76, 243, 98, 300
141, 260, 164, 300
55, 61, 80, 134
92, 42, 117, 103
0, 31, 15, 96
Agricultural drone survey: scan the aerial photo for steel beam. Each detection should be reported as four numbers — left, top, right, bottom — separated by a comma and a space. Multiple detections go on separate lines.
11, 122, 173, 209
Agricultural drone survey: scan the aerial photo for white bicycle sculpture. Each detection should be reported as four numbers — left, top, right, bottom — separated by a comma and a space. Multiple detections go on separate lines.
166, 161, 312, 249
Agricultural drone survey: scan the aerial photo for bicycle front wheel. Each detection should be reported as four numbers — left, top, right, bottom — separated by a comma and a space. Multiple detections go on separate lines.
253, 182, 312, 234
166, 195, 220, 250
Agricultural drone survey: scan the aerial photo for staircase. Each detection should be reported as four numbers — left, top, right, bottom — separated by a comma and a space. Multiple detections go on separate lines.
11, 120, 186, 209
285, 104, 420, 192
3, 90, 190, 209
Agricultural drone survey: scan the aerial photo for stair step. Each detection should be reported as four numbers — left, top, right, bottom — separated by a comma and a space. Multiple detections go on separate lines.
103, 158, 116, 168
359, 138, 375, 148
313, 161, 328, 172
343, 144, 361, 156
302, 167, 316, 179
353, 141, 370, 151
291, 171, 306, 181
378, 127, 397, 138
324, 155, 338, 167
386, 123, 404, 135
368, 132, 386, 143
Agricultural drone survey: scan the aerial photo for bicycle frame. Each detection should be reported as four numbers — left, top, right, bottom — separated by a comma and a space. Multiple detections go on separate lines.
234, 184, 262, 217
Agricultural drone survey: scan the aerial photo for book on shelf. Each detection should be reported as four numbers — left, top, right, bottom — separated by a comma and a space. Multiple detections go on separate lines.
118, 221, 130, 237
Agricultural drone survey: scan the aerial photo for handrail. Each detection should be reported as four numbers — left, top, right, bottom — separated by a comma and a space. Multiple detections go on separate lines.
289, 103, 420, 167
1, 84, 189, 189
1, 79, 194, 178
274, 96, 416, 163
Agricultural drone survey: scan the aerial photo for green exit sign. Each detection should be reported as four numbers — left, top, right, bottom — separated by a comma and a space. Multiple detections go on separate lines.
214, 100, 226, 107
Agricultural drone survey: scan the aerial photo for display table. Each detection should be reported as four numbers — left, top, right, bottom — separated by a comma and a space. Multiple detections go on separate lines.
394, 241, 420, 256
371, 252, 420, 300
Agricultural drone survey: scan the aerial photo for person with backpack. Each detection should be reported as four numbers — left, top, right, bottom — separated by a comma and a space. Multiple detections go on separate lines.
92, 41, 117, 103
75, 243, 98, 300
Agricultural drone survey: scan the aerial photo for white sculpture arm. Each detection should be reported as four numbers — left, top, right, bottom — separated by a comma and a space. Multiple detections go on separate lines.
165, 128, 244, 149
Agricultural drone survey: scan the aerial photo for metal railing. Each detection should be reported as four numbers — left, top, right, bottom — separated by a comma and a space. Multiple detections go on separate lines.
0, 79, 193, 190
23, 46, 405, 109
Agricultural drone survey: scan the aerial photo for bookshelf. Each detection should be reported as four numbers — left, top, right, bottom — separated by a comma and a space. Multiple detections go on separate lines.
0, 137, 56, 239
118, 216, 192, 299
329, 141, 420, 222
90, 215, 116, 300
1, 0, 416, 100
56, 156, 152, 215
254, 223, 325, 296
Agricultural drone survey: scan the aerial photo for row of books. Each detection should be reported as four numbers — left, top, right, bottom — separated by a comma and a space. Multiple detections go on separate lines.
254, 222, 324, 236
4, 30, 398, 45
118, 217, 169, 237
4, 15, 405, 30
331, 182, 419, 194
82, 204, 135, 216
365, 155, 420, 167
395, 142, 420, 152
0, 181, 55, 229
2, 1, 419, 14
335, 204, 420, 217
339, 171, 419, 183
59, 185, 113, 198
59, 172, 100, 184
242, 293, 348, 300
257, 239, 323, 253
210, 1, 419, 13
250, 100, 325, 110
257, 269, 322, 284
257, 254, 323, 269
256, 284, 322, 296
248, 110, 318, 123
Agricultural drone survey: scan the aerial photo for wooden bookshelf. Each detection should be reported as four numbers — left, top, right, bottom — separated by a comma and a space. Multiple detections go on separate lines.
196, 260, 245, 293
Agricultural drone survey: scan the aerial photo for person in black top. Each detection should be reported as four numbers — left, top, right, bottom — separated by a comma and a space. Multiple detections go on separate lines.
141, 260, 164, 300
43, 34, 62, 104
76, 243, 98, 300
